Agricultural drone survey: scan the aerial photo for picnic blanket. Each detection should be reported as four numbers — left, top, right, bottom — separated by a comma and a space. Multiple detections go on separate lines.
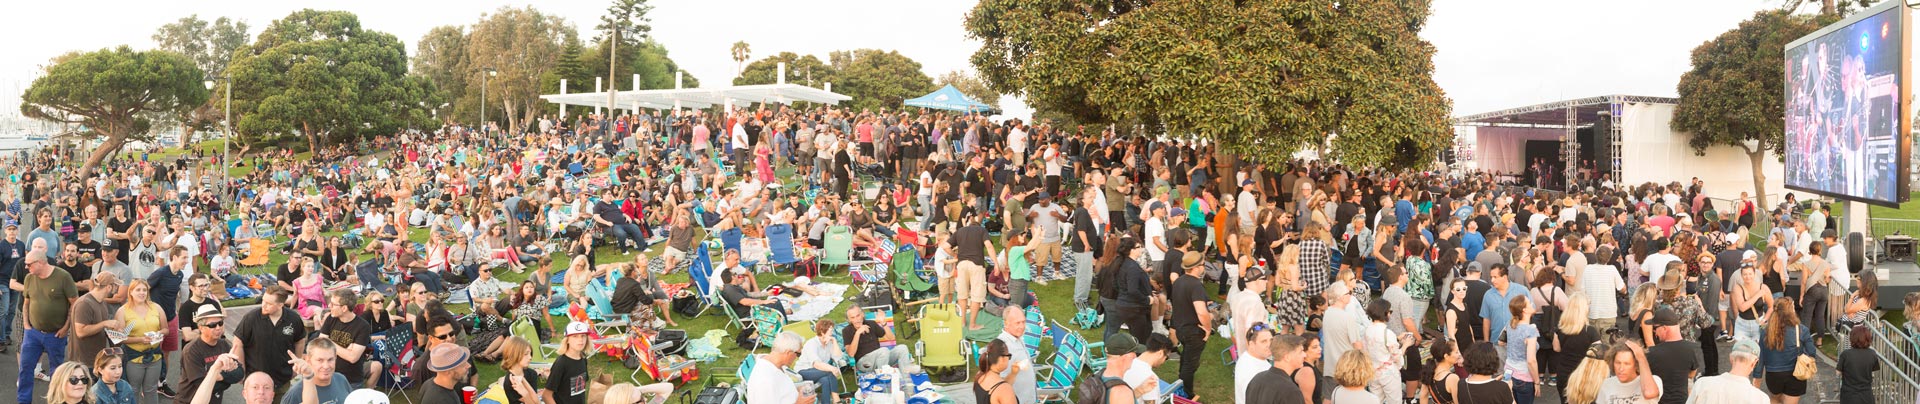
780, 282, 851, 322
962, 312, 1006, 342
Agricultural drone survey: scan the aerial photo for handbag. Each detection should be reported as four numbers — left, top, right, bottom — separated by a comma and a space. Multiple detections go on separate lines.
1793, 329, 1817, 380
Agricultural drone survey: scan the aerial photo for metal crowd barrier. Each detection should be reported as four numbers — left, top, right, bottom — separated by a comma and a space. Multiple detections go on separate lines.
1867, 320, 1920, 404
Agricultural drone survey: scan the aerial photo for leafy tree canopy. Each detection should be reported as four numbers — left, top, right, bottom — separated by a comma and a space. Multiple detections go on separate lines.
1672, 8, 1840, 208
228, 9, 436, 151
735, 52, 836, 86
20, 46, 207, 179
829, 49, 934, 112
151, 15, 250, 143
965, 0, 1453, 168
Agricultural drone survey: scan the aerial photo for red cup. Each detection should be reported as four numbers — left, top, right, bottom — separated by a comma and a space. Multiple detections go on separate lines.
461, 386, 476, 404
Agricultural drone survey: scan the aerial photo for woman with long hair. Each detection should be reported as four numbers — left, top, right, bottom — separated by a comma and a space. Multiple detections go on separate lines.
1425, 340, 1462, 404
511, 280, 554, 340
1297, 334, 1326, 404
1731, 260, 1772, 342
1840, 274, 1879, 334
1628, 284, 1660, 346
1562, 342, 1612, 404
1275, 245, 1308, 334
91, 350, 133, 404
1299, 221, 1335, 298
116, 279, 166, 404
975, 339, 1016, 404
1761, 298, 1815, 404
1445, 278, 1475, 344
1554, 294, 1602, 401
45, 361, 91, 404
498, 336, 547, 404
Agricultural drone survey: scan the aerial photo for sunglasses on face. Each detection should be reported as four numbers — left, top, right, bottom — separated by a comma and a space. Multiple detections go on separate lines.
435, 332, 454, 340
68, 375, 92, 386
199, 321, 223, 328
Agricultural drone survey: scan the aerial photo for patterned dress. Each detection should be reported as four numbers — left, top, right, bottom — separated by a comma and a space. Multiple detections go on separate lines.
1300, 239, 1334, 296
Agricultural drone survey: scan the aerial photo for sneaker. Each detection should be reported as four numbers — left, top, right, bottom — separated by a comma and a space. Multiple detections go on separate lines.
157, 384, 177, 398
1716, 331, 1733, 343
34, 370, 48, 382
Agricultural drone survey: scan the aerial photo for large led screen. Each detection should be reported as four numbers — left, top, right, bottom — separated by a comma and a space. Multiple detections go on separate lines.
1785, 3, 1910, 207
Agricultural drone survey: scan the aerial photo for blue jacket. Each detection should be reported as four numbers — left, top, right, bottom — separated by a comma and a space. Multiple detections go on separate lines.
1760, 325, 1816, 374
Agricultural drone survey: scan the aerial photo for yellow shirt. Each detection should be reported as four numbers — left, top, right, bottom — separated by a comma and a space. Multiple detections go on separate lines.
119, 302, 165, 357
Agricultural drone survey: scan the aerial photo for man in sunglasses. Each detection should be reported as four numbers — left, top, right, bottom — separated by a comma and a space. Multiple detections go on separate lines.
180, 305, 243, 404
15, 251, 76, 404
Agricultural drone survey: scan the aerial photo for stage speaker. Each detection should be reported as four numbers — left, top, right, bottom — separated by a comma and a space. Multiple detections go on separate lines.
1849, 232, 1865, 273
1592, 117, 1613, 178
1886, 234, 1916, 262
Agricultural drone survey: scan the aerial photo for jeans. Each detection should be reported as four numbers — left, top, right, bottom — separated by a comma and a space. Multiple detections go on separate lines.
1103, 303, 1151, 345
1175, 327, 1206, 398
0, 288, 16, 342
797, 369, 842, 398
18, 328, 66, 403
1511, 378, 1535, 404
1071, 251, 1095, 309
412, 271, 448, 293
607, 223, 645, 251
1699, 325, 1722, 376
124, 356, 164, 404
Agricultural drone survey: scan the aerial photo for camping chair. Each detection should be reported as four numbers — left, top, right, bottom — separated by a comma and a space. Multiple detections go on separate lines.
238, 238, 272, 268
1021, 307, 1049, 359
765, 223, 811, 276
819, 226, 854, 274
1057, 322, 1109, 373
750, 305, 787, 352
720, 228, 761, 270
1149, 379, 1188, 404
370, 325, 420, 402
510, 318, 555, 370
914, 304, 971, 379
686, 243, 720, 319
1034, 330, 1087, 404
628, 330, 698, 385
890, 246, 936, 304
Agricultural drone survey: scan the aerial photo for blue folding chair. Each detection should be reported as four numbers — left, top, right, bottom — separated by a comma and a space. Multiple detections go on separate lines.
765, 224, 807, 275
720, 228, 760, 270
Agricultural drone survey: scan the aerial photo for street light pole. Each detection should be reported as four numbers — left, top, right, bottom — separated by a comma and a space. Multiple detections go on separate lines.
482, 66, 497, 134
204, 76, 231, 206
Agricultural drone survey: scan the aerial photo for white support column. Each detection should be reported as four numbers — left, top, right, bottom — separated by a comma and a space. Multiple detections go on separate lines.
777, 62, 787, 85
632, 73, 642, 115
674, 71, 684, 111
559, 79, 569, 120
594, 77, 604, 116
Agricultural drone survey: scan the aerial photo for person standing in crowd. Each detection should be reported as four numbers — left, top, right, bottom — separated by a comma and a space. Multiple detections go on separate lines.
233, 285, 306, 388
1458, 342, 1513, 404
1643, 307, 1698, 404
1321, 281, 1364, 369
1168, 253, 1212, 399
1758, 298, 1814, 404
0, 223, 24, 354
44, 361, 93, 404
1362, 299, 1412, 403
93, 350, 135, 404
1479, 263, 1527, 343
993, 305, 1035, 404
1095, 333, 1143, 404
974, 339, 1016, 404
178, 305, 242, 404
948, 213, 994, 331
16, 251, 76, 404
68, 271, 122, 376
1234, 324, 1275, 404
1838, 325, 1878, 404
419, 343, 472, 404
1100, 236, 1152, 342
284, 336, 352, 404
1553, 294, 1602, 399
1070, 188, 1102, 310
117, 278, 167, 403
1424, 340, 1462, 404
1686, 339, 1769, 403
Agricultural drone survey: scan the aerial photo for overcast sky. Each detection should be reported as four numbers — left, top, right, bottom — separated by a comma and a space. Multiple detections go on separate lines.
0, 0, 1782, 124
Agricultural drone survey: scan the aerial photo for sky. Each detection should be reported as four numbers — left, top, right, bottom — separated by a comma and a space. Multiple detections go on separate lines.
0, 0, 1785, 125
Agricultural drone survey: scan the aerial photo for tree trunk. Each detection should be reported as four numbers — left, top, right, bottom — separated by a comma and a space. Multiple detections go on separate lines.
179, 123, 198, 151
79, 135, 129, 183
303, 121, 322, 153
1748, 149, 1769, 212
505, 98, 519, 135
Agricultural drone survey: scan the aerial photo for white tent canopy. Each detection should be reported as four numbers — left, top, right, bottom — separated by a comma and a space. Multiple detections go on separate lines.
540, 83, 851, 110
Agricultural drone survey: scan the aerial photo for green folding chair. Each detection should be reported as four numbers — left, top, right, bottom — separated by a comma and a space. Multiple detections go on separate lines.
819, 226, 853, 274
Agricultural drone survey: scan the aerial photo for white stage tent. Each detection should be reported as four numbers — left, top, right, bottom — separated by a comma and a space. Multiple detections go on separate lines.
1453, 95, 1786, 202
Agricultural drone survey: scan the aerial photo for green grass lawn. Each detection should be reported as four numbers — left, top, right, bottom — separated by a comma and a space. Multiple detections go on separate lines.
1868, 191, 1920, 220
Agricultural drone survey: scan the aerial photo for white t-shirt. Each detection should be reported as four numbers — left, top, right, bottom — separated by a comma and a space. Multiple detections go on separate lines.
745, 354, 799, 404
1686, 373, 1768, 404
1595, 375, 1662, 404
1234, 352, 1271, 404
1044, 147, 1063, 176
1145, 217, 1167, 261
1828, 243, 1852, 290
1641, 253, 1680, 284
1580, 264, 1626, 319
1122, 357, 1160, 403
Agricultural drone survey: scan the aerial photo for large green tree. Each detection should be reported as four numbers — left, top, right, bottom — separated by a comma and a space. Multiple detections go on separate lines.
964, 0, 1452, 170
734, 52, 836, 86
19, 46, 208, 179
464, 6, 577, 131
413, 25, 469, 124
228, 9, 433, 151
1672, 9, 1838, 209
935, 70, 999, 109
151, 15, 249, 146
829, 49, 935, 112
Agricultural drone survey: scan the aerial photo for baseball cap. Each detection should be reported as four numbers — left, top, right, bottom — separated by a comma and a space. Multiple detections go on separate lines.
1105, 333, 1145, 355
1650, 307, 1682, 327
192, 305, 226, 323
1241, 179, 1254, 187
428, 343, 471, 372
566, 321, 591, 337
1242, 267, 1270, 283
1725, 233, 1742, 244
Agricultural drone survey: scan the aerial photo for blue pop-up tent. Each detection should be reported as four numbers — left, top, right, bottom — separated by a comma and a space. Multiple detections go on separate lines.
903, 85, 995, 113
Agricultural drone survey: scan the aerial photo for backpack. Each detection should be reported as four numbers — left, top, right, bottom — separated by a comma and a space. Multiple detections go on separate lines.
1075, 376, 1131, 404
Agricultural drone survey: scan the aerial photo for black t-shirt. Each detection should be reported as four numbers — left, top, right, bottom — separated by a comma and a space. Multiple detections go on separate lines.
1463, 279, 1493, 338
720, 284, 753, 320
547, 354, 590, 404
421, 380, 466, 404
503, 367, 544, 404
235, 309, 308, 385
1168, 273, 1210, 330
320, 315, 375, 384
1071, 207, 1098, 254
1646, 340, 1701, 404
106, 217, 133, 247
178, 297, 220, 332
1244, 368, 1307, 404
57, 258, 90, 284
176, 337, 237, 404
841, 319, 885, 360
1839, 348, 1879, 398
954, 225, 989, 266
74, 238, 101, 262
611, 277, 653, 314
1552, 326, 1599, 377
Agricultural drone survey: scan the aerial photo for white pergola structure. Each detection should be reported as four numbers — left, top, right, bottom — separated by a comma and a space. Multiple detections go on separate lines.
541, 63, 850, 117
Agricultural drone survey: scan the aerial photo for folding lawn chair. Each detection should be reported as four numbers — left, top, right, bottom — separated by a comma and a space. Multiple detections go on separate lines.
750, 305, 787, 352
914, 304, 972, 379
819, 226, 853, 274
509, 317, 555, 371
720, 228, 761, 270
1022, 307, 1048, 359
686, 243, 720, 320
1034, 329, 1087, 404
765, 223, 812, 276
890, 246, 937, 303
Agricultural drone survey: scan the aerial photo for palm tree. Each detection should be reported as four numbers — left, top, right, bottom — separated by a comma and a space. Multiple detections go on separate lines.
731, 41, 751, 77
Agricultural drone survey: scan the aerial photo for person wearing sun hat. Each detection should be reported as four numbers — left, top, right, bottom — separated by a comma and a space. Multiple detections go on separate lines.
179, 304, 243, 404
419, 342, 472, 404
